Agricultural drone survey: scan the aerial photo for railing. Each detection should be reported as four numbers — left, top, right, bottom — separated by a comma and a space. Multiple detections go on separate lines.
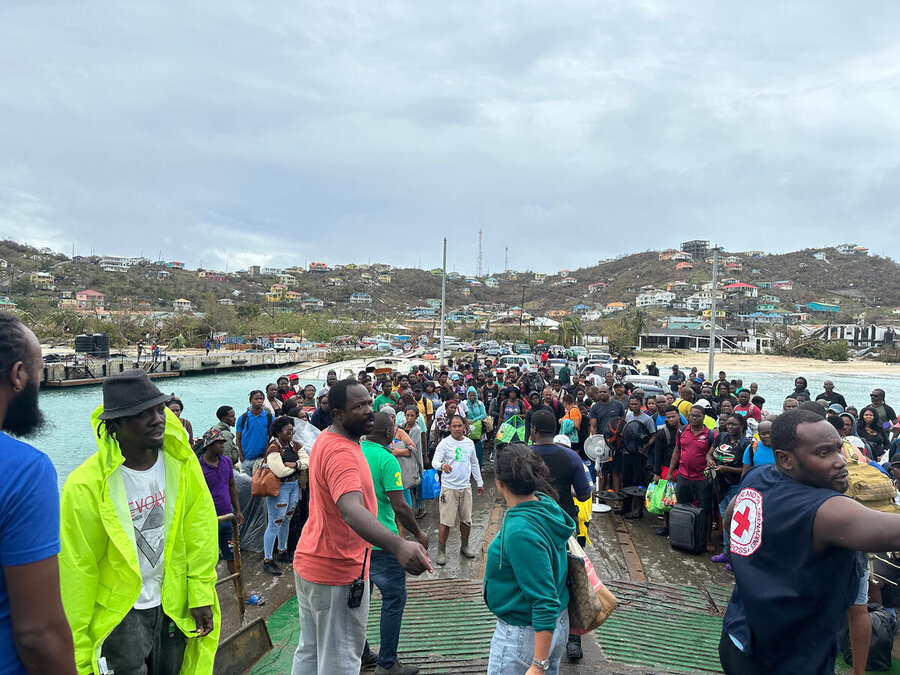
215, 513, 245, 625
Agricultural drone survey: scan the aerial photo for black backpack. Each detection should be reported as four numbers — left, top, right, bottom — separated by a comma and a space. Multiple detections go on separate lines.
522, 372, 544, 395
603, 416, 626, 451
238, 409, 273, 434
622, 419, 652, 455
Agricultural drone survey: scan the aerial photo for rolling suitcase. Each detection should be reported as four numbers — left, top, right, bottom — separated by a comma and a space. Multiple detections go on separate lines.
669, 503, 705, 553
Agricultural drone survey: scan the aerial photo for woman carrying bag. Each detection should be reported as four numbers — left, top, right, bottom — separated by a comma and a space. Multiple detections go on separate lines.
261, 416, 309, 576
393, 406, 425, 516
483, 444, 575, 675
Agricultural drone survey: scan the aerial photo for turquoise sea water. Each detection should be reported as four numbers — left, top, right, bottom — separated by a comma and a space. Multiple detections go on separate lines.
29, 364, 900, 489
33, 366, 323, 488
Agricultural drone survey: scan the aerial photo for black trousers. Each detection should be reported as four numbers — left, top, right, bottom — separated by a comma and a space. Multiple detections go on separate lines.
718, 632, 764, 675
101, 606, 187, 675
621, 453, 644, 512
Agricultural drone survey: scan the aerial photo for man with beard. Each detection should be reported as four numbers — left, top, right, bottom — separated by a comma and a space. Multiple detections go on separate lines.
60, 369, 220, 674
0, 313, 76, 673
719, 410, 900, 674
292, 380, 432, 674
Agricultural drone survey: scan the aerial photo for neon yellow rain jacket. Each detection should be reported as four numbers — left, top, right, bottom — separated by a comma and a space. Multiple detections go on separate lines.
59, 406, 220, 674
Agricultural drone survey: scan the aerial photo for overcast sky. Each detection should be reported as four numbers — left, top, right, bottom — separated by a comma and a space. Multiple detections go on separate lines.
2, 2, 899, 274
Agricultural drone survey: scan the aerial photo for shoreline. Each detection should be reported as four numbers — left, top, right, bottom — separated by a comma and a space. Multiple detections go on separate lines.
633, 350, 900, 376
39, 343, 900, 377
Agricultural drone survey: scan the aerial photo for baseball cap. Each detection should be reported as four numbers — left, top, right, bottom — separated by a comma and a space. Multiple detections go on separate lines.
553, 434, 572, 448
696, 398, 711, 409
827, 403, 845, 414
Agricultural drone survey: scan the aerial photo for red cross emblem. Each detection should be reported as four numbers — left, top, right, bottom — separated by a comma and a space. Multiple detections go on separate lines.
733, 507, 752, 538
730, 489, 763, 557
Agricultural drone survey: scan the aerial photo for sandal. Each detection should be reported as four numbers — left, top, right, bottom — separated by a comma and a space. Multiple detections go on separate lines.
414, 508, 427, 519
245, 594, 265, 606
711, 553, 728, 563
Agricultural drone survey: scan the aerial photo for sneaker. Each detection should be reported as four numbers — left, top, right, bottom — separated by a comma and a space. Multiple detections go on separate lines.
277, 550, 293, 563
711, 553, 728, 564
361, 651, 378, 669
374, 660, 419, 675
262, 560, 282, 576
623, 511, 643, 520
655, 526, 669, 536
566, 638, 583, 660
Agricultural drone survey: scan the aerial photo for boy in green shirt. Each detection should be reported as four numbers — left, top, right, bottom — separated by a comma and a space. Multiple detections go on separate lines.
360, 413, 429, 675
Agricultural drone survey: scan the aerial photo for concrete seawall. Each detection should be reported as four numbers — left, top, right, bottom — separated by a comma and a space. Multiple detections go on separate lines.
41, 350, 329, 387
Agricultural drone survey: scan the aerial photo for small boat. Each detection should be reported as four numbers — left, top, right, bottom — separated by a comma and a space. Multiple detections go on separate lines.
201, 360, 220, 367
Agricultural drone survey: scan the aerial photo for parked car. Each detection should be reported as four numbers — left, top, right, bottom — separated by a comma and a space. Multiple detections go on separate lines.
566, 345, 589, 361
514, 343, 531, 354
588, 351, 612, 363
625, 375, 669, 396
273, 337, 301, 352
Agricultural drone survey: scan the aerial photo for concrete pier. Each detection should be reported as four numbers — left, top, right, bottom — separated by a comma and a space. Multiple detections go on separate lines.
41, 350, 328, 387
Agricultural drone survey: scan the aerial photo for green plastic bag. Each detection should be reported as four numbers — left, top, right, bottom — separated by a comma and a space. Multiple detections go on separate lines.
647, 479, 672, 514
497, 414, 525, 445
468, 419, 483, 441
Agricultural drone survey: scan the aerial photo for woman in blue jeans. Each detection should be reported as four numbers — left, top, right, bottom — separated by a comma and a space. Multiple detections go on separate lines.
262, 416, 309, 576
483, 444, 575, 675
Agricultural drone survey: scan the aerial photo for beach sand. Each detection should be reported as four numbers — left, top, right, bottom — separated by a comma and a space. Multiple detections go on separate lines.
635, 350, 900, 375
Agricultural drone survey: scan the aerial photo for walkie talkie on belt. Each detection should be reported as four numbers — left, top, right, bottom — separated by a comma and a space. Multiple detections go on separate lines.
348, 548, 369, 608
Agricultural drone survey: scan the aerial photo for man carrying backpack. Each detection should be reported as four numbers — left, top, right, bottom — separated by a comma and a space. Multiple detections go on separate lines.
588, 385, 626, 493
236, 390, 274, 475
622, 395, 656, 519
653, 406, 683, 536
668, 405, 714, 553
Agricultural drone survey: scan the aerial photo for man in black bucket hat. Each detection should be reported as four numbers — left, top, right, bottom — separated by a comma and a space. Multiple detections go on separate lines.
59, 369, 221, 674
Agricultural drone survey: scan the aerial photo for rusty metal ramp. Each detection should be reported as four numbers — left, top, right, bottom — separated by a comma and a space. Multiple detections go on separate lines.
249, 578, 495, 674
594, 579, 732, 674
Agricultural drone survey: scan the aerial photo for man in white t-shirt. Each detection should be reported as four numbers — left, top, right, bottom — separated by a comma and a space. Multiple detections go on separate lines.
60, 370, 220, 674
432, 415, 484, 566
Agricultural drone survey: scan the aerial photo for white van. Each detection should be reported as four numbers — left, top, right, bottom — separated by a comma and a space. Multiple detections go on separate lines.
273, 337, 301, 352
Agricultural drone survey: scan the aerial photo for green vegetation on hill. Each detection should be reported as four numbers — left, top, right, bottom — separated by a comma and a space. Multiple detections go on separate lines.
2, 239, 899, 349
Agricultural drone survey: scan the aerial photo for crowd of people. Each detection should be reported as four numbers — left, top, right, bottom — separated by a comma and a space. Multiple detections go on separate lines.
6, 307, 900, 674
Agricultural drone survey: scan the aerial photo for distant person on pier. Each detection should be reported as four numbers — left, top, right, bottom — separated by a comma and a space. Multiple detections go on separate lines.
0, 313, 76, 674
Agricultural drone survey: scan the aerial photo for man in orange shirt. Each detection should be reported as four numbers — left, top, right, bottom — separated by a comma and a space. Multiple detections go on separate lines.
292, 380, 432, 675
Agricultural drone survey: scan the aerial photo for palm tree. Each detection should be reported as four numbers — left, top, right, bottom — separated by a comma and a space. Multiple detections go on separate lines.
558, 315, 583, 347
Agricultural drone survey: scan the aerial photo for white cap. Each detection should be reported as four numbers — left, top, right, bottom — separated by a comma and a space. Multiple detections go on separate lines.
696, 398, 711, 409
553, 434, 572, 448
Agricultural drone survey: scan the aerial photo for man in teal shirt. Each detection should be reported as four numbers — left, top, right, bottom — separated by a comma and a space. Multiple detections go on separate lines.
360, 413, 429, 675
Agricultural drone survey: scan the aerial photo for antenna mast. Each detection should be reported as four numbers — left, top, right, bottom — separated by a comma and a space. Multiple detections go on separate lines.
476, 229, 483, 278
504, 247, 509, 272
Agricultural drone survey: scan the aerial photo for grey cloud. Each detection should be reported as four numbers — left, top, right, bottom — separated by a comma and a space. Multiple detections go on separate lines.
1, 1, 900, 275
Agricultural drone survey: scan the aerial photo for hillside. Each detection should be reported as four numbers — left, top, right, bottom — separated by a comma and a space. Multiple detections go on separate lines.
2, 240, 899, 330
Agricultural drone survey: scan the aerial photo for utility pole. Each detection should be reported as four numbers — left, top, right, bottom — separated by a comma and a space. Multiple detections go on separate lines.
476, 229, 483, 278
708, 247, 720, 377
519, 285, 525, 330
440, 238, 447, 368
504, 247, 509, 272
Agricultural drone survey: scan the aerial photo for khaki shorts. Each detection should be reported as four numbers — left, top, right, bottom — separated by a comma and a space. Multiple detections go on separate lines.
439, 487, 473, 527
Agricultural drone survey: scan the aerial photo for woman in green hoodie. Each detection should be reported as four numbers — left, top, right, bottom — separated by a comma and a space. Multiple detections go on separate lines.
483, 444, 575, 675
